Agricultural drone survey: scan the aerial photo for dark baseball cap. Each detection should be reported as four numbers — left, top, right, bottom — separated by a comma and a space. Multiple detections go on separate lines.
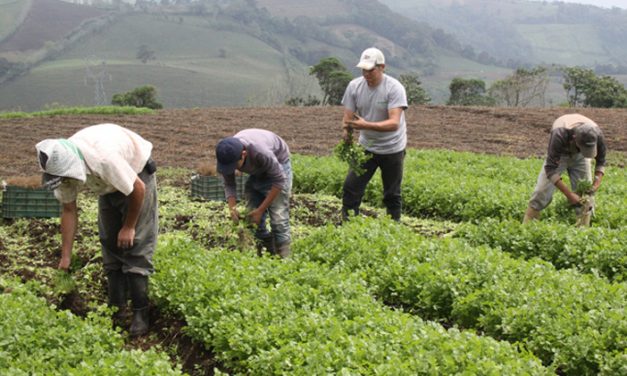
574, 123, 599, 158
215, 137, 244, 174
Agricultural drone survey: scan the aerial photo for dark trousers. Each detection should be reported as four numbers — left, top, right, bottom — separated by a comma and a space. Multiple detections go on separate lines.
99, 167, 158, 276
342, 149, 405, 221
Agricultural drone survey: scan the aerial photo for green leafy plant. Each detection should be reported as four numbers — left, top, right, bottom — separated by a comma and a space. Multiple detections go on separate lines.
333, 128, 371, 176
52, 270, 76, 295
575, 179, 593, 196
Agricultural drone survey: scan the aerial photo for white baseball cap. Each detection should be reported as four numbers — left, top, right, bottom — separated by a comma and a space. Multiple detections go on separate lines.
36, 139, 87, 189
356, 47, 385, 70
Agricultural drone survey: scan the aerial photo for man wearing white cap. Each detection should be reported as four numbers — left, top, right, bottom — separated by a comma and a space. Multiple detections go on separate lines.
36, 123, 157, 336
523, 113, 607, 223
341, 47, 408, 221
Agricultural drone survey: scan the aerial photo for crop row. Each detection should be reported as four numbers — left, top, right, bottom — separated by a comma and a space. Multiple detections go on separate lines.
292, 150, 627, 228
454, 218, 627, 282
294, 218, 627, 375
151, 233, 549, 375
0, 278, 182, 375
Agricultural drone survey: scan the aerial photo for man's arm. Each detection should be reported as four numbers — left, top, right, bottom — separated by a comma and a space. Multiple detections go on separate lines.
342, 108, 356, 141
59, 201, 78, 270
227, 195, 239, 222
554, 178, 581, 205
248, 186, 281, 225
117, 177, 145, 249
345, 107, 403, 132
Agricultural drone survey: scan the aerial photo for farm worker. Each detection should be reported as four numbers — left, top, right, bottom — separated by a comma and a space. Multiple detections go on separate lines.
215, 129, 292, 258
341, 47, 408, 221
35, 123, 157, 337
523, 114, 606, 223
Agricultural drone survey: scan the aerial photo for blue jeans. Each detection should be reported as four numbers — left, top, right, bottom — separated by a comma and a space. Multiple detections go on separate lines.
342, 150, 405, 221
245, 161, 292, 245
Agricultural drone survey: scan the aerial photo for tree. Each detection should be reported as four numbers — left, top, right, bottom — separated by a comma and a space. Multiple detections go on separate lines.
136, 45, 156, 64
562, 67, 627, 108
562, 67, 596, 107
112, 85, 163, 109
447, 78, 495, 106
489, 67, 548, 107
309, 57, 353, 105
399, 74, 431, 105
584, 75, 627, 108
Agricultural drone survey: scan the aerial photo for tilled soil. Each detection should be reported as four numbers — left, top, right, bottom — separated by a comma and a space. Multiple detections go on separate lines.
0, 105, 625, 178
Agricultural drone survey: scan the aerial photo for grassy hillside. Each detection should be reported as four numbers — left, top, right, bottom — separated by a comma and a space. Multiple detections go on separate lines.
0, 0, 31, 43
6, 0, 620, 110
0, 13, 322, 110
515, 23, 609, 65
0, 0, 106, 52
381, 0, 627, 67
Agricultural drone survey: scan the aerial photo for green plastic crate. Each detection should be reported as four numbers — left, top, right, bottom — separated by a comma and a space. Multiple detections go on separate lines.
2, 186, 61, 218
190, 175, 247, 201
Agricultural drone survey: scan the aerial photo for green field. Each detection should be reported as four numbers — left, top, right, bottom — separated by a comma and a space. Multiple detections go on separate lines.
1, 149, 625, 374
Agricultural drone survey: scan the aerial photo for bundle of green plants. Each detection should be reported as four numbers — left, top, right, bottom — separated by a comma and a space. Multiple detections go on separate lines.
333, 128, 371, 176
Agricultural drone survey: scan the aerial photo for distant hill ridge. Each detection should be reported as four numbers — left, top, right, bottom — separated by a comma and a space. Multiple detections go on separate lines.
0, 0, 107, 52
0, 0, 625, 111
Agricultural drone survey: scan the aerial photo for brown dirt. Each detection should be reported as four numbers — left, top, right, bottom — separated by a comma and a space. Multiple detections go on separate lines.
1, 105, 625, 178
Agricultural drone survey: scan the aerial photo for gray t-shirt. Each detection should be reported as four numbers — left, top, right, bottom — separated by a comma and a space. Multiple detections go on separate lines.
341, 74, 408, 154
222, 129, 290, 199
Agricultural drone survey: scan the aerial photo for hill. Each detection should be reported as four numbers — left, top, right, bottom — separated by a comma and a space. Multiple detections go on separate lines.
380, 0, 627, 69
0, 0, 626, 111
0, 0, 106, 52
1, 105, 625, 178
0, 0, 510, 111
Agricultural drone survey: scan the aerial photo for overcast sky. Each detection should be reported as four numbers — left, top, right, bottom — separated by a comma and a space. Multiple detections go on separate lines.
545, 0, 627, 8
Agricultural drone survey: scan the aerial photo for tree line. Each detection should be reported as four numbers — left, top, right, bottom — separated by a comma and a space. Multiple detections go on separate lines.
284, 58, 627, 108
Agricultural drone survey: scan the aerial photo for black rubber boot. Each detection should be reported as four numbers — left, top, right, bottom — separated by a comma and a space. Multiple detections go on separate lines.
128, 273, 150, 337
256, 233, 276, 256
106, 269, 129, 328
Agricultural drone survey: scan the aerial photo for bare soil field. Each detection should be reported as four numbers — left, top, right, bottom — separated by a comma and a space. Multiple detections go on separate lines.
0, 105, 625, 178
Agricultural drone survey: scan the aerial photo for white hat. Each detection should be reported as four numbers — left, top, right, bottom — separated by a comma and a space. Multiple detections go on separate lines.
356, 47, 385, 70
36, 139, 87, 189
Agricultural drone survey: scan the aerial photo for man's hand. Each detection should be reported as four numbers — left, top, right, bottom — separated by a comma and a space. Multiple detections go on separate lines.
592, 174, 603, 193
117, 226, 136, 249
345, 114, 368, 130
567, 192, 582, 206
248, 208, 263, 226
230, 207, 240, 223
58, 255, 71, 270
342, 124, 353, 142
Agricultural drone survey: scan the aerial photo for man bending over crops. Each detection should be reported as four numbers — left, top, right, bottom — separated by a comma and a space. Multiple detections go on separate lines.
341, 47, 408, 221
36, 124, 158, 337
215, 129, 292, 258
523, 113, 606, 225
